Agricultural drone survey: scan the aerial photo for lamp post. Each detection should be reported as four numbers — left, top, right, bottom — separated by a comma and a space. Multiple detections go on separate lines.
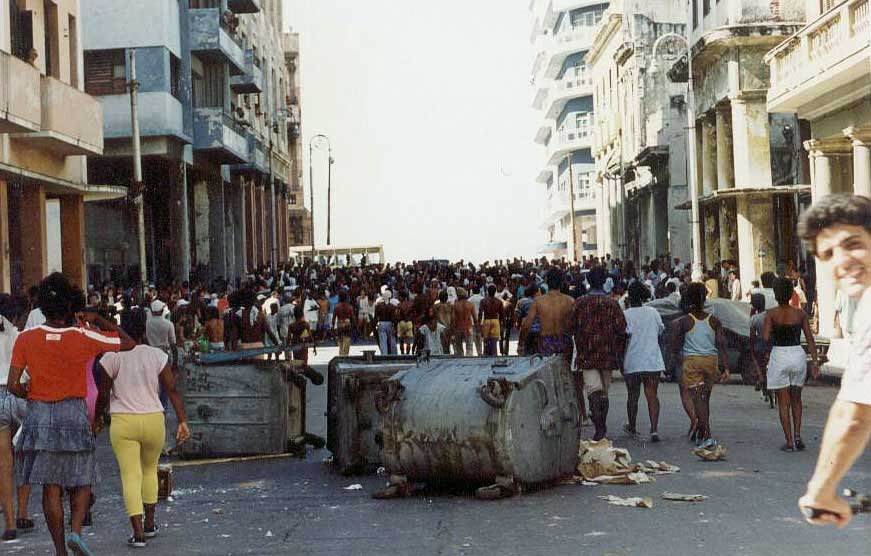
649, 30, 703, 281
308, 134, 332, 260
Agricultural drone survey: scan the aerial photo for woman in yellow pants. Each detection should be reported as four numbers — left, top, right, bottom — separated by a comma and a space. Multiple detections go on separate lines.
95, 308, 190, 548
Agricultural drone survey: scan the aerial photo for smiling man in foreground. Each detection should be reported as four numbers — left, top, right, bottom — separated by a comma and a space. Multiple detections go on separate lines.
797, 194, 871, 528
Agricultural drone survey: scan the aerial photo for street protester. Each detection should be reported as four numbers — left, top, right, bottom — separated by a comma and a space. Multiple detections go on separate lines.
479, 286, 503, 356
145, 299, 176, 370
374, 291, 397, 355
332, 292, 356, 357
451, 288, 477, 356
515, 284, 540, 355
95, 308, 190, 548
762, 278, 820, 452
499, 291, 515, 356
201, 306, 225, 352
467, 284, 485, 356
396, 291, 415, 355
433, 290, 453, 354
621, 281, 665, 442
748, 292, 773, 406
0, 295, 32, 542
522, 269, 573, 358
797, 194, 871, 528
288, 306, 317, 365
7, 273, 135, 556
671, 282, 731, 449
418, 311, 448, 356
570, 266, 627, 441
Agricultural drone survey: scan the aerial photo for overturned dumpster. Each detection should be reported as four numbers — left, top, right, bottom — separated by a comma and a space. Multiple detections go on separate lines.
177, 348, 315, 458
328, 352, 421, 475
376, 356, 580, 500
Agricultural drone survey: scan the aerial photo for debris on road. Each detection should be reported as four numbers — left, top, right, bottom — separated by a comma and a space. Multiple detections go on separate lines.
598, 495, 654, 509
693, 444, 728, 461
558, 477, 600, 486
578, 439, 633, 479
662, 492, 708, 502
587, 472, 652, 485
343, 484, 364, 490
641, 461, 680, 474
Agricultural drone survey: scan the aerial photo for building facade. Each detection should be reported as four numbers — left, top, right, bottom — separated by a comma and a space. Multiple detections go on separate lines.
766, 0, 870, 336
588, 0, 691, 265
530, 1, 609, 261
686, 0, 809, 289
1, 0, 113, 294
81, 0, 309, 287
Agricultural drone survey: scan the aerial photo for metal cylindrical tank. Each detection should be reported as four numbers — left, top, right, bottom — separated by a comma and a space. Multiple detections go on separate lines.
379, 356, 579, 487
177, 349, 290, 458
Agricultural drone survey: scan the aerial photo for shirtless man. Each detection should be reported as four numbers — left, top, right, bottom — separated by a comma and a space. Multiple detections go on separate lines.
479, 286, 503, 356
396, 291, 414, 355
332, 292, 356, 357
522, 269, 574, 359
452, 288, 478, 356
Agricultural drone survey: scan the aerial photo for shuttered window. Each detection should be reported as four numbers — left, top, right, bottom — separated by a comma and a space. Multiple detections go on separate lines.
84, 49, 126, 96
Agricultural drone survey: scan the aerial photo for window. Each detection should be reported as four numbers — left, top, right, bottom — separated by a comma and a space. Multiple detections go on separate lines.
170, 54, 181, 100
193, 62, 224, 108
9, 0, 33, 61
43, 0, 59, 78
68, 15, 78, 87
84, 49, 126, 95
692, 0, 699, 28
190, 0, 220, 8
575, 112, 590, 135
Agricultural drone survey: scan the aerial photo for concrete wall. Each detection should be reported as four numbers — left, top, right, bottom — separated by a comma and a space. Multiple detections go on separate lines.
557, 96, 594, 129
82, 0, 182, 57
100, 92, 186, 140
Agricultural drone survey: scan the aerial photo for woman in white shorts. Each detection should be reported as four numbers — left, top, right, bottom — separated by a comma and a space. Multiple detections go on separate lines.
763, 278, 820, 452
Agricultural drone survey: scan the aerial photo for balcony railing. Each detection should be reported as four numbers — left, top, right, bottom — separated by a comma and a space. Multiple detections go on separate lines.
230, 49, 264, 93
546, 125, 593, 164
0, 50, 41, 133
189, 8, 246, 75
768, 0, 869, 105
12, 76, 103, 156
545, 187, 598, 220
193, 107, 248, 164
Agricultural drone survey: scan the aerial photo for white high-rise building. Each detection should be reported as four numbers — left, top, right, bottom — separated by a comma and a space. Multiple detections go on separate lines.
530, 1, 609, 261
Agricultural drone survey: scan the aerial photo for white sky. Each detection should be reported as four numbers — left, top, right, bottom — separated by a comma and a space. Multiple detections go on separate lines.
284, 0, 543, 263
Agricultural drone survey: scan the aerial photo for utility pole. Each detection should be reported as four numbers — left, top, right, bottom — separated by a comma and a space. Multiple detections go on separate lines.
129, 49, 147, 295
268, 127, 277, 271
308, 140, 316, 260
326, 153, 332, 246
566, 153, 578, 263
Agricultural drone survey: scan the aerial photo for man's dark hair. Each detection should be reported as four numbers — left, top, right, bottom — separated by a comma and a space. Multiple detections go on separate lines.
487, 285, 497, 297
587, 266, 607, 289
38, 272, 77, 320
750, 292, 766, 314
546, 268, 563, 291
684, 282, 707, 313
120, 307, 147, 342
526, 284, 539, 298
294, 306, 304, 320
798, 194, 871, 255
760, 271, 776, 289
627, 281, 649, 307
666, 281, 677, 293
773, 277, 794, 306
0, 294, 28, 324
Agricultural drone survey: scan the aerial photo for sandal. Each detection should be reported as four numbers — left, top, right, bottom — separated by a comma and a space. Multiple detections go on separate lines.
15, 518, 34, 532
144, 524, 159, 538
2, 529, 17, 542
623, 424, 638, 437
650, 432, 660, 443
795, 439, 806, 451
780, 443, 795, 452
67, 532, 94, 556
128, 535, 147, 548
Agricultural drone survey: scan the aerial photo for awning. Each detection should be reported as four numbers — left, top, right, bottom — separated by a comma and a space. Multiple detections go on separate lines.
0, 161, 126, 200
674, 184, 811, 210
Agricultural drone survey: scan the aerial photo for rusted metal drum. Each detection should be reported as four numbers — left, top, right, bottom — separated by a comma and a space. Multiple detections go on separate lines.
379, 356, 580, 489
328, 352, 419, 475
177, 348, 291, 458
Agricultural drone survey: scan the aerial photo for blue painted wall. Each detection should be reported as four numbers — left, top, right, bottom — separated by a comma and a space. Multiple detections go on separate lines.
557, 97, 593, 129
557, 51, 588, 80
125, 47, 170, 93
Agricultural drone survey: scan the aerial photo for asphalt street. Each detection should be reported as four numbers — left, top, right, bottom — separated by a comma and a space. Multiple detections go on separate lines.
5, 347, 870, 556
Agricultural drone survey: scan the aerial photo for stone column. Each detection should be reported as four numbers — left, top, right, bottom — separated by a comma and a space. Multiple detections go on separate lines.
731, 94, 772, 188
596, 179, 607, 258
59, 195, 86, 290
172, 163, 191, 284
703, 205, 719, 270
701, 114, 718, 196
244, 179, 257, 270
234, 176, 247, 278
736, 194, 776, 290
715, 104, 735, 190
258, 184, 268, 267
845, 127, 871, 198
718, 198, 738, 264
223, 181, 236, 283
21, 184, 47, 289
0, 180, 10, 293
804, 137, 855, 338
193, 179, 210, 277
207, 179, 227, 282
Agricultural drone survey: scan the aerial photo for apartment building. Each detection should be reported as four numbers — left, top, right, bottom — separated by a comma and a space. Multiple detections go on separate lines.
588, 0, 691, 265
0, 0, 113, 293
530, 1, 609, 261
766, 0, 870, 336
686, 0, 809, 288
81, 0, 308, 286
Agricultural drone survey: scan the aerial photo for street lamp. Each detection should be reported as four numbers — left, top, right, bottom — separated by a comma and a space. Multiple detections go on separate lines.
649, 31, 703, 281
308, 134, 332, 260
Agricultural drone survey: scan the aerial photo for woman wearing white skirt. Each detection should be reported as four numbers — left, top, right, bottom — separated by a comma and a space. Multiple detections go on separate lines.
763, 277, 820, 452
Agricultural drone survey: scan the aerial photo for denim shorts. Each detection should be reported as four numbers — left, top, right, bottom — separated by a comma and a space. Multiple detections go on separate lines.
0, 386, 26, 431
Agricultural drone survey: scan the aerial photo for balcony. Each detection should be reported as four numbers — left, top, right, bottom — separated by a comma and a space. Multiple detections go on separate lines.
230, 50, 264, 93
546, 126, 592, 165
189, 8, 246, 75
230, 131, 269, 175
542, 26, 597, 79
545, 187, 598, 222
228, 0, 260, 14
767, 0, 870, 117
12, 76, 103, 156
545, 75, 593, 119
192, 107, 248, 164
0, 51, 41, 133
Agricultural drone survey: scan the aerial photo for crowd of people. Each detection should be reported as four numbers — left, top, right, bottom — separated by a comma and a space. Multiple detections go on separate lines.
0, 194, 868, 553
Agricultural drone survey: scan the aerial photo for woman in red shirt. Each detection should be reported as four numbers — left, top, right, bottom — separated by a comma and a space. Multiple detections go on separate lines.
7, 273, 134, 556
